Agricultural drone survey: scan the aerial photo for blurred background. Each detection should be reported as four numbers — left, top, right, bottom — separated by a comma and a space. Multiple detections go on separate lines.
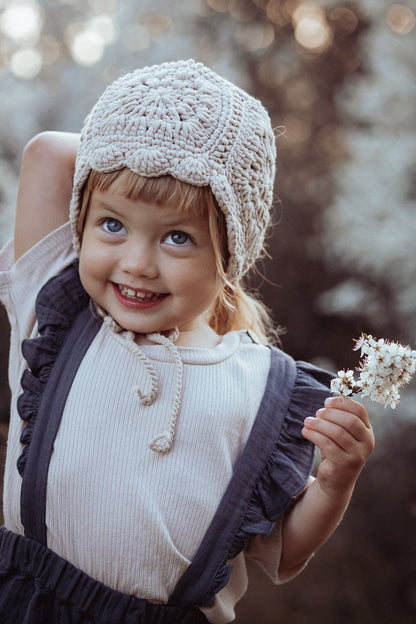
0, 0, 415, 621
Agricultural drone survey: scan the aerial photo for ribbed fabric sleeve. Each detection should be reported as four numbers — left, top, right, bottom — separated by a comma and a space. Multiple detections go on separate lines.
0, 223, 77, 536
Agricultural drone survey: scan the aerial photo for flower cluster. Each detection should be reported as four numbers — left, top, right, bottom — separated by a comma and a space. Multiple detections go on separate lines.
331, 334, 416, 408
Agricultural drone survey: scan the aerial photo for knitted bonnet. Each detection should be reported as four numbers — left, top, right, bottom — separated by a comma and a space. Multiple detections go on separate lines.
70, 59, 276, 281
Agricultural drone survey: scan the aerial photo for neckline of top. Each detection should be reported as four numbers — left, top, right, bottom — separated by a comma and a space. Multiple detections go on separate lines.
104, 328, 262, 365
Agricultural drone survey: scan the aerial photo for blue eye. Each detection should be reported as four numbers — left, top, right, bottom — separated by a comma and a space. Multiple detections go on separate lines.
103, 218, 126, 234
164, 231, 192, 246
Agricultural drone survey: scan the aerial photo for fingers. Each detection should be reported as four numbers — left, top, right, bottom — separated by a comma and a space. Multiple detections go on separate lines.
302, 396, 375, 495
302, 396, 375, 457
323, 396, 371, 428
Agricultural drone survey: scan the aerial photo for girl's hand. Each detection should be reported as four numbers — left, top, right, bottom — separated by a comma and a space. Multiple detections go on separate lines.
302, 396, 375, 498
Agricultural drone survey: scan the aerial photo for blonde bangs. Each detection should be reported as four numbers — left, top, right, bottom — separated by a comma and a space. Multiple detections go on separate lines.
87, 168, 209, 215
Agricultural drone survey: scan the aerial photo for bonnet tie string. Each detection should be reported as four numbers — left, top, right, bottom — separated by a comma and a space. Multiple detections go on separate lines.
104, 317, 158, 406
145, 328, 183, 454
103, 317, 183, 454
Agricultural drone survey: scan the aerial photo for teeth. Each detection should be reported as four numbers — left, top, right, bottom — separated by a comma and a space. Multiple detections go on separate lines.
118, 285, 162, 302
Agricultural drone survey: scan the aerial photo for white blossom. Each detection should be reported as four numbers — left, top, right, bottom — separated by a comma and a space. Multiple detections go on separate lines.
331, 334, 416, 408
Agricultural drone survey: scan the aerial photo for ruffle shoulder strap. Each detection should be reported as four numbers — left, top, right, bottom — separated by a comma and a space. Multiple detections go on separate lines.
233, 358, 335, 547
169, 347, 334, 608
16, 261, 90, 477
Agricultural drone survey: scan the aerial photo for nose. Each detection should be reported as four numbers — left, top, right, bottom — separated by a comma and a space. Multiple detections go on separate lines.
119, 240, 158, 279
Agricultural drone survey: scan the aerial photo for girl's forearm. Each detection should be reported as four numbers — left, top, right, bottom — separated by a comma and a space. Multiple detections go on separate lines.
279, 478, 354, 574
14, 131, 80, 260
279, 396, 374, 575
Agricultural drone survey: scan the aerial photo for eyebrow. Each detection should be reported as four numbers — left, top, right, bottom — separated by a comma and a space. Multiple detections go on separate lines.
157, 215, 196, 227
90, 199, 127, 220
91, 197, 199, 228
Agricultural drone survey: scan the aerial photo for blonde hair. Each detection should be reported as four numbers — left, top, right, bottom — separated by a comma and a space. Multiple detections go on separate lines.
79, 169, 280, 344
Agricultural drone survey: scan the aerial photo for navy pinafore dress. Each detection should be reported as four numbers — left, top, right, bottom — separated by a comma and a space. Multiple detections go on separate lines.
0, 262, 333, 623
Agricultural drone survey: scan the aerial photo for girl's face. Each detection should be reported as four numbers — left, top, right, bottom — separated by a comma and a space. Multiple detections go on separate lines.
79, 181, 221, 347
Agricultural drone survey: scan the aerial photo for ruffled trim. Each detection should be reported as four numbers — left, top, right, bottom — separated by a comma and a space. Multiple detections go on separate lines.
16, 261, 90, 477
206, 360, 334, 601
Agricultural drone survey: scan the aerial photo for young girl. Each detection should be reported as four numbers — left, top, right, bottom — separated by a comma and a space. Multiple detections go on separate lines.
0, 60, 374, 623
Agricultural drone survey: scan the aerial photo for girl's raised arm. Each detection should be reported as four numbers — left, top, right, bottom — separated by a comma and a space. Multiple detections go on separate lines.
14, 131, 80, 261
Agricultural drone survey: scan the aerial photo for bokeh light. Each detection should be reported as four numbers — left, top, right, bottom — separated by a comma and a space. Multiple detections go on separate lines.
69, 28, 105, 65
0, 0, 43, 45
328, 7, 358, 36
88, 14, 117, 45
386, 4, 416, 35
10, 46, 42, 79
141, 13, 173, 38
235, 22, 274, 51
65, 14, 117, 66
292, 1, 333, 52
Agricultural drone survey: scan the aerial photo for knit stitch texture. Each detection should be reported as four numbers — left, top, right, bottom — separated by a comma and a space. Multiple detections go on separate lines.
70, 59, 276, 281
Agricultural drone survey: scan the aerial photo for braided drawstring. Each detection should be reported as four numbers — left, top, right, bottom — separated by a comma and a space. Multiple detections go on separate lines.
104, 318, 183, 454
104, 317, 158, 406
146, 329, 183, 454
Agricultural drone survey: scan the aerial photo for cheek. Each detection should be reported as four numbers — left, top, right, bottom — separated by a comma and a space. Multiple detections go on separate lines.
79, 236, 110, 272
78, 249, 94, 297
190, 261, 221, 303
78, 239, 106, 293
174, 256, 217, 289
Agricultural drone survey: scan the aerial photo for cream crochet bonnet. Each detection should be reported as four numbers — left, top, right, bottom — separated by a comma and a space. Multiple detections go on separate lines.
70, 59, 276, 282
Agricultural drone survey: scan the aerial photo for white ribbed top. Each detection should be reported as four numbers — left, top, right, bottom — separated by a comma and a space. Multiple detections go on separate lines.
44, 324, 269, 600
0, 223, 292, 624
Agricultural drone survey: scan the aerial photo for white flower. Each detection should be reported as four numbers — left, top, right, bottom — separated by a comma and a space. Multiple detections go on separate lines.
330, 369, 358, 397
332, 334, 416, 408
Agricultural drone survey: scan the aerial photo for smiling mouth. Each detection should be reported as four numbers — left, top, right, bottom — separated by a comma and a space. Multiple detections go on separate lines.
117, 284, 167, 302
